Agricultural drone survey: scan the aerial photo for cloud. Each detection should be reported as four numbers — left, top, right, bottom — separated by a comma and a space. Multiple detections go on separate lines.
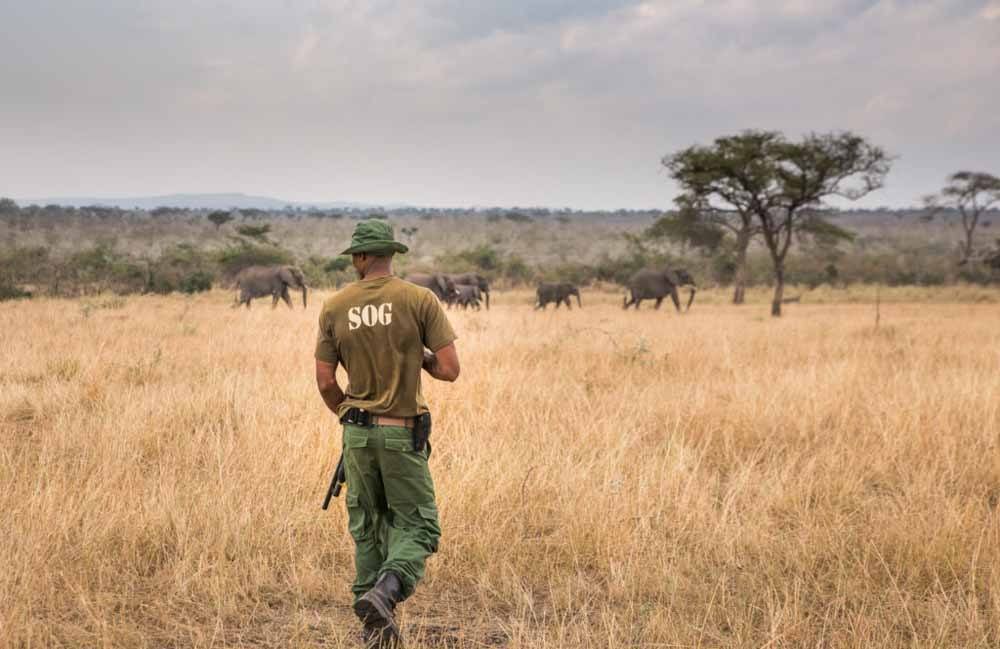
292, 26, 320, 70
0, 0, 997, 207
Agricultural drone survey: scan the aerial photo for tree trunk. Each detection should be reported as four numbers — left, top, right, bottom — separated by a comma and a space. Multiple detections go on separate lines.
960, 207, 979, 264
962, 226, 975, 264
732, 230, 750, 304
771, 265, 785, 317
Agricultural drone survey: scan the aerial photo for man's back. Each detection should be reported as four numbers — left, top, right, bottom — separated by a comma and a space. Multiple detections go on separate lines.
316, 276, 456, 418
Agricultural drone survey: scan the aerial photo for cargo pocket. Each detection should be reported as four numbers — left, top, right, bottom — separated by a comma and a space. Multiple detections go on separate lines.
417, 502, 441, 553
384, 437, 414, 453
344, 427, 369, 449
346, 492, 368, 541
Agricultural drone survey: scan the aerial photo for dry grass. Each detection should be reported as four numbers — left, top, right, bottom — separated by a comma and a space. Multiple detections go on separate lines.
2, 288, 999, 648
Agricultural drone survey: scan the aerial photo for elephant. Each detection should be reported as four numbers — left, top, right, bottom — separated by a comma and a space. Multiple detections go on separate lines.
453, 284, 482, 310
446, 273, 491, 309
623, 268, 696, 312
405, 273, 459, 302
234, 265, 307, 309
535, 282, 581, 310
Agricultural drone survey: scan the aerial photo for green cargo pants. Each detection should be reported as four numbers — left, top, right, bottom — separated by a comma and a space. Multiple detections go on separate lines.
342, 423, 441, 603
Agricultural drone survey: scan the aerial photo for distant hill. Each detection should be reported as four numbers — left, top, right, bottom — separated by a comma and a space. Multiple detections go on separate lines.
15, 193, 396, 211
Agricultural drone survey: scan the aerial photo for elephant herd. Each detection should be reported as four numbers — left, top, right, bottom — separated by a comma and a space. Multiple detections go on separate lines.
536, 268, 697, 312
232, 264, 697, 313
405, 273, 491, 311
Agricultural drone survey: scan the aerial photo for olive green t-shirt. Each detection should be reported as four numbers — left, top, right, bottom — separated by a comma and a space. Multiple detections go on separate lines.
315, 276, 457, 419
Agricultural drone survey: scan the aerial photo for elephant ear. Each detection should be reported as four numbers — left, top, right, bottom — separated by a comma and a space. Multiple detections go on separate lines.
278, 266, 297, 286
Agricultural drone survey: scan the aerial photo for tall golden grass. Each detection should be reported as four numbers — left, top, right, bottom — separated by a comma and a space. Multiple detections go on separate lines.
2, 288, 998, 648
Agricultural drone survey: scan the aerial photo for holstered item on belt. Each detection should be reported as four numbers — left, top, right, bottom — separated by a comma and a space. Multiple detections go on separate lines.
341, 407, 373, 427
412, 412, 432, 454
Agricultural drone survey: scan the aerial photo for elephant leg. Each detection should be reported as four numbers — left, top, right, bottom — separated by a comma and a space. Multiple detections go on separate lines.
635, 299, 642, 310
271, 292, 280, 308
669, 289, 681, 312
565, 297, 572, 310
280, 286, 293, 309
655, 297, 664, 310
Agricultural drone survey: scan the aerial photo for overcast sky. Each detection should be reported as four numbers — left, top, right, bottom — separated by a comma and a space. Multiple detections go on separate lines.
2, 0, 999, 209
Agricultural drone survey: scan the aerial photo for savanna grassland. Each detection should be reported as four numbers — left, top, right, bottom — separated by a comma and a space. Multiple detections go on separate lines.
2, 288, 999, 648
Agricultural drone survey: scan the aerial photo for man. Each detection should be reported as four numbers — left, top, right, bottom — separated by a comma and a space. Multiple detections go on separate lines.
315, 219, 460, 648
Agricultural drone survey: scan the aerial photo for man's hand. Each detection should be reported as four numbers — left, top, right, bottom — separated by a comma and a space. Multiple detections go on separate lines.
422, 343, 460, 382
316, 360, 345, 413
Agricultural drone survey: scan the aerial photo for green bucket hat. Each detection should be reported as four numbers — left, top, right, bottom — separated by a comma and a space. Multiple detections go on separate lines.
340, 219, 409, 255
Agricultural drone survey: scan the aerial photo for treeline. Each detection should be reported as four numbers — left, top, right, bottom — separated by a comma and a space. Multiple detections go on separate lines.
0, 238, 363, 300
0, 198, 662, 225
2, 196, 999, 302
4, 233, 994, 303
3, 196, 990, 226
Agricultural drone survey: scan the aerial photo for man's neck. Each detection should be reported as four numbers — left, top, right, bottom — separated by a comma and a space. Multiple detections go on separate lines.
362, 261, 393, 280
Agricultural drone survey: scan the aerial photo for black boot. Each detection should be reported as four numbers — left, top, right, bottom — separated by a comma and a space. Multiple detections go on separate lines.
361, 622, 398, 649
355, 572, 403, 646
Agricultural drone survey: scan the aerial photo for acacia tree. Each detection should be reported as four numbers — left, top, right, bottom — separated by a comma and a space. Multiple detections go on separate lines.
0, 198, 19, 215
923, 171, 1000, 264
207, 210, 234, 229
665, 130, 889, 316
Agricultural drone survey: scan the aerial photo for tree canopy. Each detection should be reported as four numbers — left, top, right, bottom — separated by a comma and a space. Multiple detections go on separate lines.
924, 171, 1000, 264
664, 130, 890, 315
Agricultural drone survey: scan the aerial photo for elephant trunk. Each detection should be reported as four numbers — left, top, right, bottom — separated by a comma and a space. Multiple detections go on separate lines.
301, 285, 308, 308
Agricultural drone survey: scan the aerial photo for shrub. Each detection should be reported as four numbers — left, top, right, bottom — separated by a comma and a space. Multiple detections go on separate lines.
179, 271, 214, 294
543, 263, 598, 286
65, 243, 148, 295
0, 246, 50, 285
147, 244, 214, 294
324, 256, 352, 273
207, 210, 234, 229
216, 243, 293, 280
236, 224, 272, 240
300, 256, 352, 289
0, 197, 19, 216
593, 254, 648, 285
0, 283, 32, 301
501, 255, 534, 285
438, 244, 501, 272
710, 254, 738, 285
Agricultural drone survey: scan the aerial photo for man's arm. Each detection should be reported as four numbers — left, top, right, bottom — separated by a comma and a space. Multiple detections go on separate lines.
422, 342, 460, 382
316, 360, 346, 413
